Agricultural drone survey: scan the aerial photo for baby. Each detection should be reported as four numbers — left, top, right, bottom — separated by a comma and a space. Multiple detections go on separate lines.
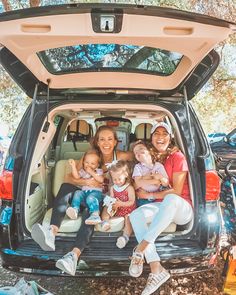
66, 149, 104, 225
101, 160, 136, 248
132, 140, 170, 206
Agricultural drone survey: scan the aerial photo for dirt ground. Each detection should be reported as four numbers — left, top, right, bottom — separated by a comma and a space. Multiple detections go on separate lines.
0, 255, 230, 295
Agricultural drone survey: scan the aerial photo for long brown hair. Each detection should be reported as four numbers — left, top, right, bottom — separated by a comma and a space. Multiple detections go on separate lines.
91, 125, 118, 165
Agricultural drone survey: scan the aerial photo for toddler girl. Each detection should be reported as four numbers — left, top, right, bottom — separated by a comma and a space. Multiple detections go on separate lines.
66, 149, 104, 225
132, 140, 170, 206
101, 160, 136, 248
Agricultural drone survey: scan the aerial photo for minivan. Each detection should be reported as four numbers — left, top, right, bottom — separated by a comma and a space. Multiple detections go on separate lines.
0, 4, 235, 276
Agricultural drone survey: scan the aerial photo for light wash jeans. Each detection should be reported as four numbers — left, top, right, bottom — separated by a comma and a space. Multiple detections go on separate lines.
71, 190, 103, 213
129, 194, 193, 263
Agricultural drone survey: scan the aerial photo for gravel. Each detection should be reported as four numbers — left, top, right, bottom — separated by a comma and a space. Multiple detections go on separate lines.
0, 256, 230, 294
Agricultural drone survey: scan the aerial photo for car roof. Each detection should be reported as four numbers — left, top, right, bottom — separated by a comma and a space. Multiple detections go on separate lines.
0, 4, 235, 99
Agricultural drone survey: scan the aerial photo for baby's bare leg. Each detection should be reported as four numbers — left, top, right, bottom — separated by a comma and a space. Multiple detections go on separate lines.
101, 207, 111, 231
101, 206, 110, 221
123, 215, 133, 237
116, 215, 132, 249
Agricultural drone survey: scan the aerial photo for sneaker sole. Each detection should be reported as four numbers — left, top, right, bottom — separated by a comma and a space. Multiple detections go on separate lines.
66, 208, 78, 220
116, 237, 127, 249
55, 260, 75, 276
142, 272, 171, 295
31, 224, 55, 251
129, 264, 143, 278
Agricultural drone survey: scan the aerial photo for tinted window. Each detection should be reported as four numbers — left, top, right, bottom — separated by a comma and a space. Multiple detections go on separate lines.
38, 44, 182, 76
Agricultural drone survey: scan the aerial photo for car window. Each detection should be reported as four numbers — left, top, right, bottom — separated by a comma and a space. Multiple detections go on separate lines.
229, 132, 236, 143
37, 44, 183, 76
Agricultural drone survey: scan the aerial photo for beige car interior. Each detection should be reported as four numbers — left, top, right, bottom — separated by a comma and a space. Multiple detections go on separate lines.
25, 103, 193, 237
59, 119, 92, 160
135, 123, 152, 141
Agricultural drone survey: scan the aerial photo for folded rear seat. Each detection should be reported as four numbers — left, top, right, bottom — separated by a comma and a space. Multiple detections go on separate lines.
42, 160, 176, 233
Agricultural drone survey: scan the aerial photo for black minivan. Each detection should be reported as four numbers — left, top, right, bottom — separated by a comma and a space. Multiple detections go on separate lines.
0, 4, 235, 276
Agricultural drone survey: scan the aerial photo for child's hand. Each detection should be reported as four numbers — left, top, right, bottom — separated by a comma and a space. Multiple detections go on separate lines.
85, 166, 94, 175
112, 201, 120, 211
68, 159, 75, 167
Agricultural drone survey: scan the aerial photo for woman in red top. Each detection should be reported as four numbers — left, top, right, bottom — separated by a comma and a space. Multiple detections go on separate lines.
128, 122, 193, 295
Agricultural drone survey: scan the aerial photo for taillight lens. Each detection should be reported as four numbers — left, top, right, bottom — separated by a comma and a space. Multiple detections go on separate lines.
205, 170, 221, 201
0, 170, 13, 200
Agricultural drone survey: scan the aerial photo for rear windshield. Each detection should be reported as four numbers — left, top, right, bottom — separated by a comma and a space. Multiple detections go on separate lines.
37, 44, 182, 76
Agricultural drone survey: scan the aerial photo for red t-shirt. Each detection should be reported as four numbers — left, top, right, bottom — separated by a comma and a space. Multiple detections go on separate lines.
164, 151, 192, 206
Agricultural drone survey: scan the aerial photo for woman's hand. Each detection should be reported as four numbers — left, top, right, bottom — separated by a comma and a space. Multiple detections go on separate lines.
152, 172, 163, 180
136, 189, 153, 200
84, 177, 102, 188
170, 146, 179, 154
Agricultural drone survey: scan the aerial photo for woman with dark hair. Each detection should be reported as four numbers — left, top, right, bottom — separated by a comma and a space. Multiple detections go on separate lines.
128, 122, 193, 295
31, 125, 133, 276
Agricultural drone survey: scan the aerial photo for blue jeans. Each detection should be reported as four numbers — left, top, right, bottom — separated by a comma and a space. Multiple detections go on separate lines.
136, 199, 154, 207
71, 190, 103, 213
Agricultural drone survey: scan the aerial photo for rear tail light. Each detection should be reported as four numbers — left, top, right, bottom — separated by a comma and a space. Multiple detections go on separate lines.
0, 169, 13, 200
205, 170, 221, 201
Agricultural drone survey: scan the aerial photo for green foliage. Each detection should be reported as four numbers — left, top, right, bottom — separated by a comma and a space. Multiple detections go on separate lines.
0, 65, 30, 134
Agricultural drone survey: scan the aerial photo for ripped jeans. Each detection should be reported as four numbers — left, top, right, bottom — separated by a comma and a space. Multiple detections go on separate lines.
129, 194, 193, 264
72, 189, 103, 213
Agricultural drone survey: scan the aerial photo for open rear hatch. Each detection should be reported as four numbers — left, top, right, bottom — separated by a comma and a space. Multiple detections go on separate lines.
0, 4, 235, 100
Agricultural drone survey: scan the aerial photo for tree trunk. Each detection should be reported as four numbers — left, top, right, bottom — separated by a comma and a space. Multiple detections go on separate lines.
2, 0, 12, 11
29, 0, 40, 7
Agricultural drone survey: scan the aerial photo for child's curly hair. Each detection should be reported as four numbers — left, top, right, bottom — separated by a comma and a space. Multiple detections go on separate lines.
108, 160, 133, 185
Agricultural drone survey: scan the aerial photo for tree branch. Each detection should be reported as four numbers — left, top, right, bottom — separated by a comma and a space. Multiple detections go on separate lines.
2, 0, 12, 11
29, 0, 40, 7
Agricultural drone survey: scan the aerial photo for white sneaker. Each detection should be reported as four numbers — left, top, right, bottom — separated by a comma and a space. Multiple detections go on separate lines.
85, 214, 102, 225
116, 235, 129, 249
141, 269, 171, 295
56, 251, 78, 276
129, 247, 144, 278
66, 207, 78, 219
31, 223, 55, 251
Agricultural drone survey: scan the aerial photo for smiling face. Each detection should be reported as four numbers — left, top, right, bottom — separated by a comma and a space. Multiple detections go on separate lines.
97, 129, 117, 156
133, 143, 153, 166
110, 169, 127, 187
151, 126, 171, 153
83, 153, 100, 171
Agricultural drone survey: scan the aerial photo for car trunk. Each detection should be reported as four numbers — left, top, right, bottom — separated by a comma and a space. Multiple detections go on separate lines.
3, 98, 206, 270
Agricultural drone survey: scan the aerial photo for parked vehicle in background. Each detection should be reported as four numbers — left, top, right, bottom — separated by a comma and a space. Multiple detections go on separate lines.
211, 128, 236, 170
208, 132, 226, 144
0, 136, 11, 166
0, 3, 234, 277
